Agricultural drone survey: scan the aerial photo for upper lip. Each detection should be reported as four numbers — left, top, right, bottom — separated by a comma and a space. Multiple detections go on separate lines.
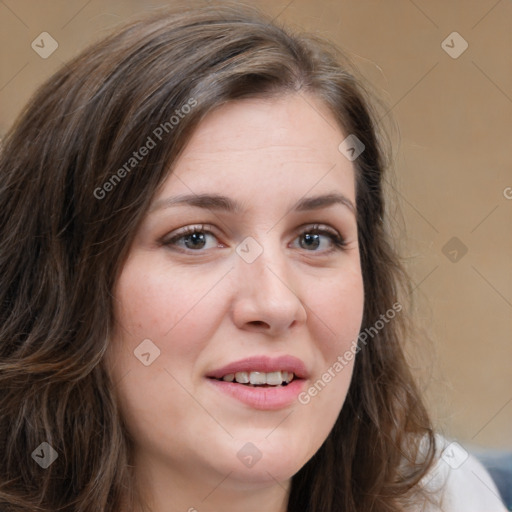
206, 355, 309, 380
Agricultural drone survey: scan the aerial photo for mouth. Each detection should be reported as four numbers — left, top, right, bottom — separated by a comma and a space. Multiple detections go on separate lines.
205, 355, 308, 410
209, 370, 296, 388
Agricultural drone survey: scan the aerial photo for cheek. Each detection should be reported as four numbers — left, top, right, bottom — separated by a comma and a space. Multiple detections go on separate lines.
106, 257, 228, 444
111, 255, 225, 356
299, 266, 364, 421
307, 266, 365, 358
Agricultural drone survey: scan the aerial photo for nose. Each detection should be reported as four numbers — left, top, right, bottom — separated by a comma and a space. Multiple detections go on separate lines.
231, 239, 308, 336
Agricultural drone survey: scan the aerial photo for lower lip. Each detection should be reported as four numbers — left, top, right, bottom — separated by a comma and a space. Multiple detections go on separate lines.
206, 378, 306, 410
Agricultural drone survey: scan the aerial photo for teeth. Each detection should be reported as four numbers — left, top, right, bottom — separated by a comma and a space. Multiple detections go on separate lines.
221, 371, 295, 386
265, 371, 283, 386
249, 371, 266, 385
234, 372, 249, 384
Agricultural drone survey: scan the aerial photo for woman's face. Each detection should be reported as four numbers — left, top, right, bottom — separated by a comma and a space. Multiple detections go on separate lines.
106, 93, 364, 495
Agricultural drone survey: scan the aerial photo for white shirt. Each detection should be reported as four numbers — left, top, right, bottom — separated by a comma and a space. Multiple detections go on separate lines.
421, 436, 507, 511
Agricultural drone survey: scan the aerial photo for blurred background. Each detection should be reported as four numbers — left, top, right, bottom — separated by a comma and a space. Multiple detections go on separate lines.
1, 0, 511, 450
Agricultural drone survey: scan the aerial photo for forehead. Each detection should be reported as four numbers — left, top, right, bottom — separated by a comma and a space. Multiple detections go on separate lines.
182, 93, 345, 157
160, 93, 356, 206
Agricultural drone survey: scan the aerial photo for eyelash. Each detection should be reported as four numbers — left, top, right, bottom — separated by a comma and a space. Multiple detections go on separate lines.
161, 223, 347, 254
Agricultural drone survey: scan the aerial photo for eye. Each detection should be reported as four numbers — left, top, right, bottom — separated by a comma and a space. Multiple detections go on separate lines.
162, 224, 222, 252
291, 224, 346, 253
161, 223, 347, 254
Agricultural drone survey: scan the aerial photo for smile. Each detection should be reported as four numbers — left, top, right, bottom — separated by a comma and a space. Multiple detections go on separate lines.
206, 355, 308, 410
213, 370, 295, 386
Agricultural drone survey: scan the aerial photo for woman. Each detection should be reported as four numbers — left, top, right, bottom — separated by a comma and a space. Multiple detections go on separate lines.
0, 3, 506, 511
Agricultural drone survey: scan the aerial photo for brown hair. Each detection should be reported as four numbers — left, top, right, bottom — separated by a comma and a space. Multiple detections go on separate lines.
0, 3, 436, 511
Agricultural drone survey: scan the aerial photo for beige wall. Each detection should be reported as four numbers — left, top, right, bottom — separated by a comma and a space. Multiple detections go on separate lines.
1, 0, 510, 448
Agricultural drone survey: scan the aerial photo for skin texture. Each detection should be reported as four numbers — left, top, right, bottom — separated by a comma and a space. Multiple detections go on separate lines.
105, 93, 365, 512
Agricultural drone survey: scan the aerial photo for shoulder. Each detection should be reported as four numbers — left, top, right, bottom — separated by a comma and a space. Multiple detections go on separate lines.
420, 434, 507, 512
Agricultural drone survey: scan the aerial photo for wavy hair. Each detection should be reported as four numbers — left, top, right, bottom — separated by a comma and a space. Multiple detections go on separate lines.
0, 3, 436, 511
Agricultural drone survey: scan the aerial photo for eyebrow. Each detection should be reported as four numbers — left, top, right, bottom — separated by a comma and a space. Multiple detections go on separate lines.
149, 192, 356, 215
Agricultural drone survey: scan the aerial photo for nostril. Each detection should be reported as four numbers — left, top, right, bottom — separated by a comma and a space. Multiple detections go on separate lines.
249, 320, 268, 328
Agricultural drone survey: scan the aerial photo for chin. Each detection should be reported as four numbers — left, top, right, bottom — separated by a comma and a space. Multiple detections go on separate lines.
215, 434, 316, 487
224, 458, 305, 489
